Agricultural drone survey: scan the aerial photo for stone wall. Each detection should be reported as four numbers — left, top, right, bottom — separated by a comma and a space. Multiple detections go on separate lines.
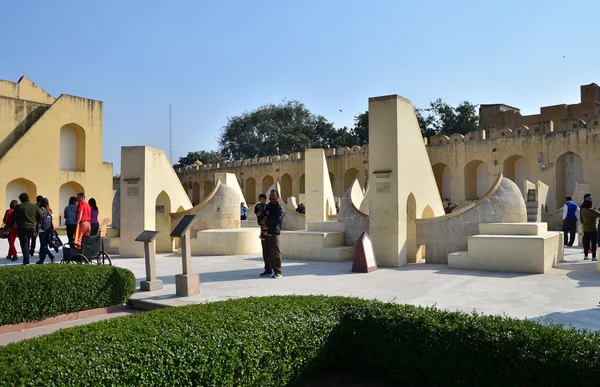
416, 175, 527, 264
338, 179, 369, 246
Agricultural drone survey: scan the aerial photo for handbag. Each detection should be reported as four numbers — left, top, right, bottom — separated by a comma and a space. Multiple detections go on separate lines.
0, 224, 8, 239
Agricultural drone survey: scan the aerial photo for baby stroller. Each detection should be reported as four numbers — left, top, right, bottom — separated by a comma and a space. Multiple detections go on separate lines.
62, 234, 112, 265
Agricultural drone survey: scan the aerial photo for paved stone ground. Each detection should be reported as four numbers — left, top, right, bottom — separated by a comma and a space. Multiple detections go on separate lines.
1, 237, 600, 333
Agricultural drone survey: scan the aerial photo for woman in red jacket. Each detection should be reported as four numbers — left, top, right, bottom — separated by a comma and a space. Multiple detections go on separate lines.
3, 200, 18, 261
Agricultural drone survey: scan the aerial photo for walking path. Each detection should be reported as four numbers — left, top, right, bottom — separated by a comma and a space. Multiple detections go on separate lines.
1, 237, 600, 346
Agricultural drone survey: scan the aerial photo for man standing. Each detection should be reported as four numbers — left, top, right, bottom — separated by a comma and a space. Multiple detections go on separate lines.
264, 190, 285, 279
29, 195, 43, 255
562, 196, 579, 247
445, 201, 458, 214
7, 193, 42, 265
75, 192, 92, 246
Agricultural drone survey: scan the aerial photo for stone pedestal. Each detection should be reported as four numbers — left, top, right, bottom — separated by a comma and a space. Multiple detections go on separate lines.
140, 279, 164, 291
175, 274, 200, 296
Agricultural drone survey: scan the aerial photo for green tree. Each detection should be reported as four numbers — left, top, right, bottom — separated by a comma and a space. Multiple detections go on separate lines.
218, 100, 343, 159
426, 99, 480, 136
174, 150, 221, 167
350, 111, 369, 145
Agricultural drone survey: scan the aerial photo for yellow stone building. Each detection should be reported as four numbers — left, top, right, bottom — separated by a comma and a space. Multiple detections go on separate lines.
0, 76, 113, 226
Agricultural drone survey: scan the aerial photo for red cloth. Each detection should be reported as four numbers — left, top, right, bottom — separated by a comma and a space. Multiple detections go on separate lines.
7, 228, 17, 257
77, 200, 92, 222
3, 209, 16, 229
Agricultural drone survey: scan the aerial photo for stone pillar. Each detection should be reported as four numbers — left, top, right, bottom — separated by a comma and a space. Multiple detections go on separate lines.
368, 95, 444, 267
175, 229, 200, 296
305, 149, 336, 226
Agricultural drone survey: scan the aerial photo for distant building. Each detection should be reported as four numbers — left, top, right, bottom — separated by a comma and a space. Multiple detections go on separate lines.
480, 83, 600, 129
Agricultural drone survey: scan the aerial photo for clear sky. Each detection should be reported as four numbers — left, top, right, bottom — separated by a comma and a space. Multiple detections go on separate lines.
1, 0, 598, 172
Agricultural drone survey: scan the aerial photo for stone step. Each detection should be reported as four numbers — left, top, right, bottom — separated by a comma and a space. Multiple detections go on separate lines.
320, 246, 355, 262
479, 222, 547, 236
280, 231, 345, 260
526, 201, 539, 208
306, 221, 345, 233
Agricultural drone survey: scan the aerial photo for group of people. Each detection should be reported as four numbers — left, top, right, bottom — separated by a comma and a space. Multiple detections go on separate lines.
2, 192, 100, 265
562, 194, 600, 261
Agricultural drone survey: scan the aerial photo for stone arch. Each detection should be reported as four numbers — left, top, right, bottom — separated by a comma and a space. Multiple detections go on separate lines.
280, 174, 292, 202
58, 181, 84, 225
432, 163, 452, 200
5, 178, 37, 211
502, 155, 530, 194
329, 172, 336, 196
556, 151, 584, 206
155, 190, 173, 252
59, 123, 86, 171
262, 175, 274, 194
344, 168, 360, 192
203, 180, 213, 201
422, 205, 435, 219
192, 182, 200, 204
299, 174, 305, 194
464, 160, 489, 200
245, 177, 256, 203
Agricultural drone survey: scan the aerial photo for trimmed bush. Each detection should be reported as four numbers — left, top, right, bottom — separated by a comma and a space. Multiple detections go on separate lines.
0, 265, 136, 325
1, 296, 600, 386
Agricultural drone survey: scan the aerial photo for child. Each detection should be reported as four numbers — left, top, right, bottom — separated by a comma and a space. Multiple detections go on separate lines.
254, 194, 270, 239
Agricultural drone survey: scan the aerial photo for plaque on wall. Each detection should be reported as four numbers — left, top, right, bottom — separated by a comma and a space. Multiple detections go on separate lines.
127, 187, 139, 196
135, 230, 160, 243
352, 232, 377, 273
376, 182, 391, 194
156, 205, 165, 213
170, 214, 197, 238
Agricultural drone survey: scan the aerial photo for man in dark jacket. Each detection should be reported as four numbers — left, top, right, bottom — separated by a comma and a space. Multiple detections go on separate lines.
7, 193, 43, 265
264, 190, 285, 278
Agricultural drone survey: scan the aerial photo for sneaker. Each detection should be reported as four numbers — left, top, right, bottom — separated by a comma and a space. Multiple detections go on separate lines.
35, 260, 44, 265
260, 271, 273, 277
585, 256, 591, 261
272, 273, 282, 279
10, 257, 17, 261
593, 257, 598, 262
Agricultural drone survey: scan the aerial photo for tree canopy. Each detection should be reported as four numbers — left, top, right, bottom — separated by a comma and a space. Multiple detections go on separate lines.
176, 98, 480, 165
174, 150, 221, 168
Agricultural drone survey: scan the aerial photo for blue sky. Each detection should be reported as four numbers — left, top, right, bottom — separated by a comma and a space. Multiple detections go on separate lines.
1, 0, 598, 172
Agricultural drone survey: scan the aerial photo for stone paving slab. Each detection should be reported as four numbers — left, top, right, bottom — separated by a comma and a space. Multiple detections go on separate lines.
1, 237, 600, 333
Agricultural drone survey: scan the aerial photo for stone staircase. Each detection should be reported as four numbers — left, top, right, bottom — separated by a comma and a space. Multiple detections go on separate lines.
279, 221, 355, 261
526, 188, 540, 222
448, 222, 563, 274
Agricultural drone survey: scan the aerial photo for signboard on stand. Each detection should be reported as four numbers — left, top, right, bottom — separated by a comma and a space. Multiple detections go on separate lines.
352, 232, 378, 273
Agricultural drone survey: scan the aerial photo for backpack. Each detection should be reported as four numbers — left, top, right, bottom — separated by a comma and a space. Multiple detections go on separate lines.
42, 212, 53, 232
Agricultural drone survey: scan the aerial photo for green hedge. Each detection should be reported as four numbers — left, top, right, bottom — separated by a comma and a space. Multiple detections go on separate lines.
1, 296, 600, 386
0, 265, 136, 325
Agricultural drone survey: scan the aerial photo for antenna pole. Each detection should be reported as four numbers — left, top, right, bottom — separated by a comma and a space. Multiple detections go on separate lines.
169, 104, 173, 164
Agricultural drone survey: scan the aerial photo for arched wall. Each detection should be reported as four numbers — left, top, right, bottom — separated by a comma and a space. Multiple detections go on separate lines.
245, 177, 256, 204
503, 155, 530, 194
464, 160, 489, 200
432, 163, 452, 200
58, 181, 84, 225
344, 168, 359, 192
59, 124, 85, 171
5, 178, 37, 210
281, 174, 292, 202
299, 174, 305, 193
556, 151, 583, 206
192, 182, 200, 204
262, 175, 274, 194
203, 180, 213, 201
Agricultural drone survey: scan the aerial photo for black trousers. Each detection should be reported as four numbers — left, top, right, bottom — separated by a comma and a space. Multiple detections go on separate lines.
562, 220, 577, 246
29, 231, 38, 254
261, 239, 271, 273
66, 224, 76, 245
265, 234, 282, 275
18, 227, 35, 265
38, 231, 54, 261
90, 222, 100, 236
583, 231, 598, 258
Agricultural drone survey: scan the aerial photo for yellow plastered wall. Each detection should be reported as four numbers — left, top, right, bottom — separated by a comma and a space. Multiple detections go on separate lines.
0, 77, 113, 227
119, 146, 192, 258
368, 95, 444, 267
